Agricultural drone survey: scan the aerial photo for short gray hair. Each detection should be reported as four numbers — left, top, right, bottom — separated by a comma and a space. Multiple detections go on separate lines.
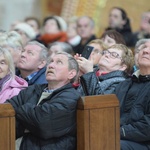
49, 51, 79, 83
26, 41, 48, 61
135, 39, 150, 53
0, 31, 23, 50
48, 42, 74, 56
77, 16, 95, 28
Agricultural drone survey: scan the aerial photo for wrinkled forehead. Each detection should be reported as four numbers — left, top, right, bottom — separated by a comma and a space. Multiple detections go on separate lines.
145, 41, 150, 47
51, 54, 68, 61
24, 44, 41, 51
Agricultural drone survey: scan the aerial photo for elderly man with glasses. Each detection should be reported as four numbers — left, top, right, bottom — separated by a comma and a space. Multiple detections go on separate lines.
76, 44, 134, 95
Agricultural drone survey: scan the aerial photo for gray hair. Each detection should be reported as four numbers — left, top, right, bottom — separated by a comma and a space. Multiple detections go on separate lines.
135, 39, 150, 53
77, 16, 95, 28
0, 47, 15, 78
48, 42, 74, 56
49, 51, 79, 83
0, 31, 23, 50
26, 41, 48, 61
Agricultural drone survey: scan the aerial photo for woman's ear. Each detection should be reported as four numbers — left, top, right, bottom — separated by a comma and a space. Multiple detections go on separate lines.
120, 63, 127, 71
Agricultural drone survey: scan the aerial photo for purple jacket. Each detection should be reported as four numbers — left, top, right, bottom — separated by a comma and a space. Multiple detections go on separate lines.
0, 75, 28, 103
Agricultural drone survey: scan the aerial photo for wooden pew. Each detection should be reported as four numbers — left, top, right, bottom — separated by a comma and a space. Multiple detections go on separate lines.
0, 103, 15, 150
77, 94, 120, 150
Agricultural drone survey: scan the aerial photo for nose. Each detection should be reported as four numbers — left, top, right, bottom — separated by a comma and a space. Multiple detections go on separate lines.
142, 47, 150, 54
47, 61, 55, 69
21, 50, 26, 57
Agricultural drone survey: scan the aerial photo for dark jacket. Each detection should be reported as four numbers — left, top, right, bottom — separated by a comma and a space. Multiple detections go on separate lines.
79, 70, 128, 96
73, 35, 96, 54
16, 67, 47, 85
115, 72, 150, 148
6, 83, 80, 150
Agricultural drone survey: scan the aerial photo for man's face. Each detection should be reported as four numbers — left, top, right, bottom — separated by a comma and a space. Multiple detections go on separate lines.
46, 54, 76, 84
109, 8, 125, 29
138, 41, 150, 68
99, 48, 126, 72
140, 12, 150, 34
17, 44, 44, 73
77, 17, 94, 39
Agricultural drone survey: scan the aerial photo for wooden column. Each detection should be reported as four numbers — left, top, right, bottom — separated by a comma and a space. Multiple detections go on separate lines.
0, 104, 15, 150
77, 94, 120, 150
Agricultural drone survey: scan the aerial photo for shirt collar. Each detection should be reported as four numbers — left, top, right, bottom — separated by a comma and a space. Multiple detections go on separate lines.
25, 72, 38, 81
43, 87, 55, 93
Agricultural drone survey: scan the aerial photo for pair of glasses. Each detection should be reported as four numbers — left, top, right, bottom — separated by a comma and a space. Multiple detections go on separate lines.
102, 50, 123, 61
92, 49, 102, 54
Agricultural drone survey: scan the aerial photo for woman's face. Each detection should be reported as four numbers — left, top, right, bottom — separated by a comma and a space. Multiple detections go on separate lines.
89, 43, 103, 65
99, 48, 126, 72
103, 35, 116, 47
44, 19, 60, 34
0, 54, 9, 79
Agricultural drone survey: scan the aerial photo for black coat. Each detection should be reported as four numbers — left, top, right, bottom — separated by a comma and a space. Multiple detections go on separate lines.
115, 75, 150, 148
7, 83, 80, 150
79, 70, 128, 96
73, 35, 96, 54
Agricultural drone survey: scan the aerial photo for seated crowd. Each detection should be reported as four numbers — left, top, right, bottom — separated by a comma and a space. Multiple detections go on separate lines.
0, 7, 150, 150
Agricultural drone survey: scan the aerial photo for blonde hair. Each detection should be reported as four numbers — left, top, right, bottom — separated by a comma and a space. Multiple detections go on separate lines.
0, 47, 15, 78
88, 39, 108, 51
109, 44, 134, 74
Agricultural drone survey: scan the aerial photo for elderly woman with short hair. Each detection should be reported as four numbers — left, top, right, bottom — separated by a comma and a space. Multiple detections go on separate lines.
0, 47, 28, 103
76, 44, 134, 95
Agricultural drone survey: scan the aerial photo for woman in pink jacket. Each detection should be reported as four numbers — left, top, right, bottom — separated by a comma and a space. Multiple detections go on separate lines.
0, 47, 28, 103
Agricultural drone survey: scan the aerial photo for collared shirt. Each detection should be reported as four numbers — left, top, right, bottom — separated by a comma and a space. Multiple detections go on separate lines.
43, 87, 55, 93
25, 72, 38, 81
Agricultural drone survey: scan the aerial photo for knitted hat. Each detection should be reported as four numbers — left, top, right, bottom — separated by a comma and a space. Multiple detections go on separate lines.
43, 16, 67, 31
54, 16, 67, 31
14, 23, 36, 39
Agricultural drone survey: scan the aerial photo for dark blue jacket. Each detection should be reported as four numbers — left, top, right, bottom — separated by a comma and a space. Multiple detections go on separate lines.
16, 67, 47, 85
28, 67, 47, 85
7, 83, 80, 150
115, 75, 150, 148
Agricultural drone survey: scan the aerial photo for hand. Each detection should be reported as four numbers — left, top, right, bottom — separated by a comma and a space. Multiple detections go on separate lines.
76, 56, 94, 74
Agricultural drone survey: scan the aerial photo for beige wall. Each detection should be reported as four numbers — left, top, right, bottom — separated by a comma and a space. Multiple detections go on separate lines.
0, 0, 42, 31
1, 0, 149, 35
98, 0, 150, 36
61, 0, 150, 37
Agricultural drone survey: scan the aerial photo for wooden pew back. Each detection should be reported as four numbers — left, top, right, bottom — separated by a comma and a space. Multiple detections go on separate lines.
0, 104, 15, 150
77, 94, 120, 150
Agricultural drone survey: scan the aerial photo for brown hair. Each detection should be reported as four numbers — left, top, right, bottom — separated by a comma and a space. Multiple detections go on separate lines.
109, 44, 134, 74
101, 30, 126, 45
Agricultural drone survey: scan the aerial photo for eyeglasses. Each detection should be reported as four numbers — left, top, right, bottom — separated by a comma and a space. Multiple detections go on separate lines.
92, 49, 102, 54
102, 50, 123, 61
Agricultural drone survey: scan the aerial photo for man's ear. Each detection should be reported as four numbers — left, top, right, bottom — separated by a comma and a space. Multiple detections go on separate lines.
38, 60, 47, 69
68, 69, 77, 80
